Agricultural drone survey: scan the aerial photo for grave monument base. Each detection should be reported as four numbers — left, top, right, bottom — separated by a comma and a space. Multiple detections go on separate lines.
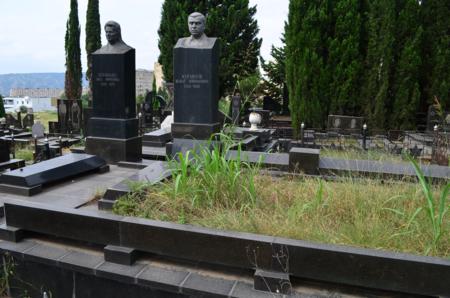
86, 136, 142, 164
171, 122, 220, 139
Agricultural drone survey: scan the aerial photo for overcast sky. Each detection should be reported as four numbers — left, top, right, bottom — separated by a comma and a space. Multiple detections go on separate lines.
0, 0, 288, 74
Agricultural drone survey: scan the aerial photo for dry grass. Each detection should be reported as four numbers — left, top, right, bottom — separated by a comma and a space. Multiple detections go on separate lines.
114, 174, 450, 258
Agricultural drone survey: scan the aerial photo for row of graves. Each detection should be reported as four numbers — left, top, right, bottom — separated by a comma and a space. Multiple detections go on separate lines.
0, 19, 448, 297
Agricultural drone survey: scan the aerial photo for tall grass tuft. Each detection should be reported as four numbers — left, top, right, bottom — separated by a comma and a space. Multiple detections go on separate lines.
408, 156, 450, 254
168, 132, 260, 208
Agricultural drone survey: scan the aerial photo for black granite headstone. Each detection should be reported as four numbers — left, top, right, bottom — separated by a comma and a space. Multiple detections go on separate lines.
172, 39, 220, 139
0, 138, 10, 163
86, 46, 142, 163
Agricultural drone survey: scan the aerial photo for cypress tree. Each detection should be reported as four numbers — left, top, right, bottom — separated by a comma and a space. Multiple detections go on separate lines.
286, 0, 333, 136
85, 0, 101, 101
328, 0, 363, 116
157, 0, 261, 96
361, 0, 396, 129
390, 0, 423, 129
260, 42, 286, 104
64, 0, 82, 100
422, 0, 450, 110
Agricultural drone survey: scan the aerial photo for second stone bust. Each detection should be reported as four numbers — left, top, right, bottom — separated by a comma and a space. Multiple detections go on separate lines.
95, 20, 133, 54
175, 12, 216, 49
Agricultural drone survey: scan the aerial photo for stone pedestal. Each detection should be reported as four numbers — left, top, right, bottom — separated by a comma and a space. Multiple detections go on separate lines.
86, 48, 142, 163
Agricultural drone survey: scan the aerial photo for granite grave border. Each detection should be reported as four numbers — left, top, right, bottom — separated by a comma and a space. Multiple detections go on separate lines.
1, 200, 449, 296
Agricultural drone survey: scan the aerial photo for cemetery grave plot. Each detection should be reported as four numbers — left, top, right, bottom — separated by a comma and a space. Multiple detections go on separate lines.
113, 140, 450, 260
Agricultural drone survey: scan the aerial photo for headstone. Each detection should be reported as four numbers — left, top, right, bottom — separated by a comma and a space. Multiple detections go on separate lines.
231, 95, 241, 126
58, 99, 68, 133
327, 115, 364, 134
22, 114, 34, 129
0, 139, 10, 163
85, 21, 142, 163
31, 122, 45, 139
171, 12, 220, 141
5, 113, 21, 128
70, 100, 82, 132
57, 99, 83, 134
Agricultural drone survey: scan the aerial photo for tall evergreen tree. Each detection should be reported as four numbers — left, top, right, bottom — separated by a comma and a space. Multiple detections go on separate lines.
157, 0, 261, 96
65, 0, 82, 100
390, 0, 423, 129
260, 42, 286, 104
422, 0, 450, 110
286, 0, 333, 136
361, 0, 396, 129
85, 0, 101, 101
328, 0, 363, 116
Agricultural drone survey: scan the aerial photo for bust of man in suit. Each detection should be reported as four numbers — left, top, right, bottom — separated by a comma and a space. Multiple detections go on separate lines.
175, 12, 216, 49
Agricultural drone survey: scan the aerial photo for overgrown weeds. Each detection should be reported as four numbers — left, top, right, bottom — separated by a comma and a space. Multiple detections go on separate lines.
408, 156, 449, 254
114, 139, 449, 258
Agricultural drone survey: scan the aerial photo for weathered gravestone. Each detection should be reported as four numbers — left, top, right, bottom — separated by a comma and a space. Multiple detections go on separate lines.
31, 122, 45, 139
56, 99, 83, 134
170, 12, 220, 155
327, 115, 364, 134
86, 21, 142, 163
5, 113, 21, 129
21, 113, 34, 129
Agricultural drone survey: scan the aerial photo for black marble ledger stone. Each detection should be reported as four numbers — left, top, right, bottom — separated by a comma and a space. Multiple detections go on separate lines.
0, 153, 107, 187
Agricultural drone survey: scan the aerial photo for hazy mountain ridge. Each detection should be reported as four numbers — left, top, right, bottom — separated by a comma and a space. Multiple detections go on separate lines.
0, 73, 88, 96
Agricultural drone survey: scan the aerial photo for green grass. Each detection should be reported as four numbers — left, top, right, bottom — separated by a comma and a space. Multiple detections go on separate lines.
321, 147, 405, 163
114, 141, 449, 259
15, 149, 34, 161
34, 111, 57, 131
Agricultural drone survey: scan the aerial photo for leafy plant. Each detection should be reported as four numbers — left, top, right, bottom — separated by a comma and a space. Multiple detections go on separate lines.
408, 156, 450, 254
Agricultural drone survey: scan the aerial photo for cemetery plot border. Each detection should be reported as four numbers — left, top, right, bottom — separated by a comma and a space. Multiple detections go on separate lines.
0, 200, 449, 296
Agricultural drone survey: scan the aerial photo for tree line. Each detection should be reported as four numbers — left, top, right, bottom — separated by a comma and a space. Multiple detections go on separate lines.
285, 0, 449, 136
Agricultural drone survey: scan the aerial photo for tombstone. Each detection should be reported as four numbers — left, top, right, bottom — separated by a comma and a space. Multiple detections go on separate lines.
327, 115, 364, 134
231, 94, 241, 126
57, 99, 68, 133
0, 139, 10, 163
141, 91, 154, 128
82, 107, 93, 137
263, 96, 281, 113
31, 122, 45, 139
22, 114, 34, 129
70, 100, 82, 132
5, 113, 21, 129
171, 12, 220, 151
85, 21, 142, 163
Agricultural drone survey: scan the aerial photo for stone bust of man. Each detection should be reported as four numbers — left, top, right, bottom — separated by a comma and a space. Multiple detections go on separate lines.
175, 12, 216, 48
96, 21, 133, 54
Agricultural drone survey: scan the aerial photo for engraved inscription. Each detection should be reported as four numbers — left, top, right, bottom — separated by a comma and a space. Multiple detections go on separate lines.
175, 74, 209, 89
96, 72, 120, 87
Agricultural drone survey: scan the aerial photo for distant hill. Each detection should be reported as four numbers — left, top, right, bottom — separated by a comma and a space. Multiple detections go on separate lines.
0, 73, 88, 96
